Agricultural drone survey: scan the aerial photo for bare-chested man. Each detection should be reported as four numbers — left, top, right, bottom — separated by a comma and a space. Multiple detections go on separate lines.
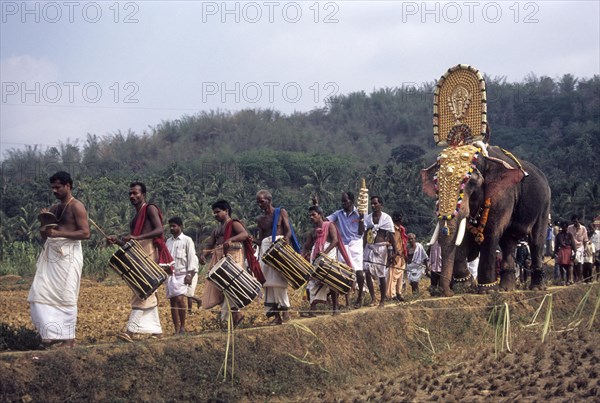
28, 171, 90, 349
256, 189, 293, 325
109, 182, 169, 341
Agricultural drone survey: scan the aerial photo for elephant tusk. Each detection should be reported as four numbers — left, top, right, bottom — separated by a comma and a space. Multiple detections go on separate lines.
429, 222, 440, 245
455, 217, 467, 246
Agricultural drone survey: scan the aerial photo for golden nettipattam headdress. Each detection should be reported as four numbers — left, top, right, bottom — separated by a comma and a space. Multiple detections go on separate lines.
433, 64, 487, 147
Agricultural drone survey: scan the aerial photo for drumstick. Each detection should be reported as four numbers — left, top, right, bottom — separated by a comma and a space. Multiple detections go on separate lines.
89, 218, 110, 239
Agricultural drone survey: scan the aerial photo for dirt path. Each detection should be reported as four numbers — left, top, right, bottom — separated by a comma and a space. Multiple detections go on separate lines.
1, 277, 599, 402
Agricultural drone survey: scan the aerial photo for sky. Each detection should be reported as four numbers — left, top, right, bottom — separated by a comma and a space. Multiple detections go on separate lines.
1, 0, 599, 157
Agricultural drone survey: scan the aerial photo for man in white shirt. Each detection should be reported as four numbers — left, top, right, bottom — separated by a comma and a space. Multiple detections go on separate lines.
166, 217, 199, 335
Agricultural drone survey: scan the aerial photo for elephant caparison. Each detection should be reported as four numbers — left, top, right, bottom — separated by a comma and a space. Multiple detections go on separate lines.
421, 144, 551, 297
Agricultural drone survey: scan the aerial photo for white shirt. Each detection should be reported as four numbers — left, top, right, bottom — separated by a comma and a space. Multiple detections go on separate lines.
166, 233, 198, 275
591, 229, 600, 251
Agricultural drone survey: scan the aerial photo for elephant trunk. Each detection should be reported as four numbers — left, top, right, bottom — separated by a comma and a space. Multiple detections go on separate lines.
439, 241, 457, 297
437, 214, 467, 297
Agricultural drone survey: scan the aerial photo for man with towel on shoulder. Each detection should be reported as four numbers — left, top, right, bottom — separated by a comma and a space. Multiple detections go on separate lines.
28, 171, 90, 349
109, 182, 173, 342
256, 189, 298, 325
363, 196, 396, 308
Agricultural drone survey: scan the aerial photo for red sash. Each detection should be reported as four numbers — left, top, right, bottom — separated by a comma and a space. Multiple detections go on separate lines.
224, 220, 265, 284
133, 203, 174, 271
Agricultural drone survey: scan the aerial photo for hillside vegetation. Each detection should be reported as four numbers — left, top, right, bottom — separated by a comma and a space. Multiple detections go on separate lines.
1, 73, 599, 276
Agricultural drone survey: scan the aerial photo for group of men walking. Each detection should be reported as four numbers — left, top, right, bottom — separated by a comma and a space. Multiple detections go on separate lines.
28, 172, 430, 348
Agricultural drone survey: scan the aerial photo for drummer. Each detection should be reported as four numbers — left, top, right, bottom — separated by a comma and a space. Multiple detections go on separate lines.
199, 200, 249, 327
256, 189, 294, 325
108, 182, 172, 342
302, 205, 352, 316
28, 171, 90, 349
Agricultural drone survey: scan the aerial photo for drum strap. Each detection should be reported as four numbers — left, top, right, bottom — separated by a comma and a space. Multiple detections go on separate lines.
224, 220, 266, 284
132, 203, 174, 270
272, 207, 302, 253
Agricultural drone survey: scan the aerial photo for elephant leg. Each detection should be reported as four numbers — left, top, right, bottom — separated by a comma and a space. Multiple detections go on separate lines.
529, 268, 545, 290
529, 209, 548, 291
499, 239, 518, 291
477, 233, 501, 294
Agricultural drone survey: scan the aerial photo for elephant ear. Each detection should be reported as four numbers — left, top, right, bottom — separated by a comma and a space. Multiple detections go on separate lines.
483, 156, 524, 199
421, 162, 438, 198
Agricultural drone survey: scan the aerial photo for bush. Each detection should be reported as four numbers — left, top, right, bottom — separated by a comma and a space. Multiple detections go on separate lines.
0, 323, 41, 351
0, 242, 40, 277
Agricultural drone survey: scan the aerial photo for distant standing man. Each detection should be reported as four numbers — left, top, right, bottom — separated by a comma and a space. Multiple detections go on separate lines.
166, 217, 199, 335
327, 192, 364, 308
555, 221, 575, 285
406, 233, 428, 294
28, 171, 90, 348
567, 214, 588, 283
109, 182, 172, 342
388, 212, 408, 301
363, 196, 396, 308
256, 189, 294, 325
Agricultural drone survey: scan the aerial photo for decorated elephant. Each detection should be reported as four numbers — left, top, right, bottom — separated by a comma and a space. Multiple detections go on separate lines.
420, 65, 551, 297
421, 144, 551, 296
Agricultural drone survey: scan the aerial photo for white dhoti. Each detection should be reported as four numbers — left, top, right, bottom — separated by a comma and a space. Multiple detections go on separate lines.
468, 257, 479, 279
308, 243, 336, 303
407, 263, 426, 283
166, 272, 188, 299
126, 307, 162, 334
185, 272, 198, 298
339, 238, 363, 271
364, 242, 388, 278
307, 279, 329, 303
128, 240, 162, 334
29, 303, 77, 341
574, 246, 585, 264
27, 238, 83, 341
260, 236, 290, 313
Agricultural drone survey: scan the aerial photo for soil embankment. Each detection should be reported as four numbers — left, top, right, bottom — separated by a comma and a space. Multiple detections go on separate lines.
1, 281, 599, 402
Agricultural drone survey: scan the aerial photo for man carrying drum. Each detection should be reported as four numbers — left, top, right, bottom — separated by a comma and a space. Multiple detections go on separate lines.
302, 205, 351, 316
256, 189, 294, 325
199, 200, 249, 327
166, 217, 199, 335
28, 171, 90, 349
109, 182, 172, 342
